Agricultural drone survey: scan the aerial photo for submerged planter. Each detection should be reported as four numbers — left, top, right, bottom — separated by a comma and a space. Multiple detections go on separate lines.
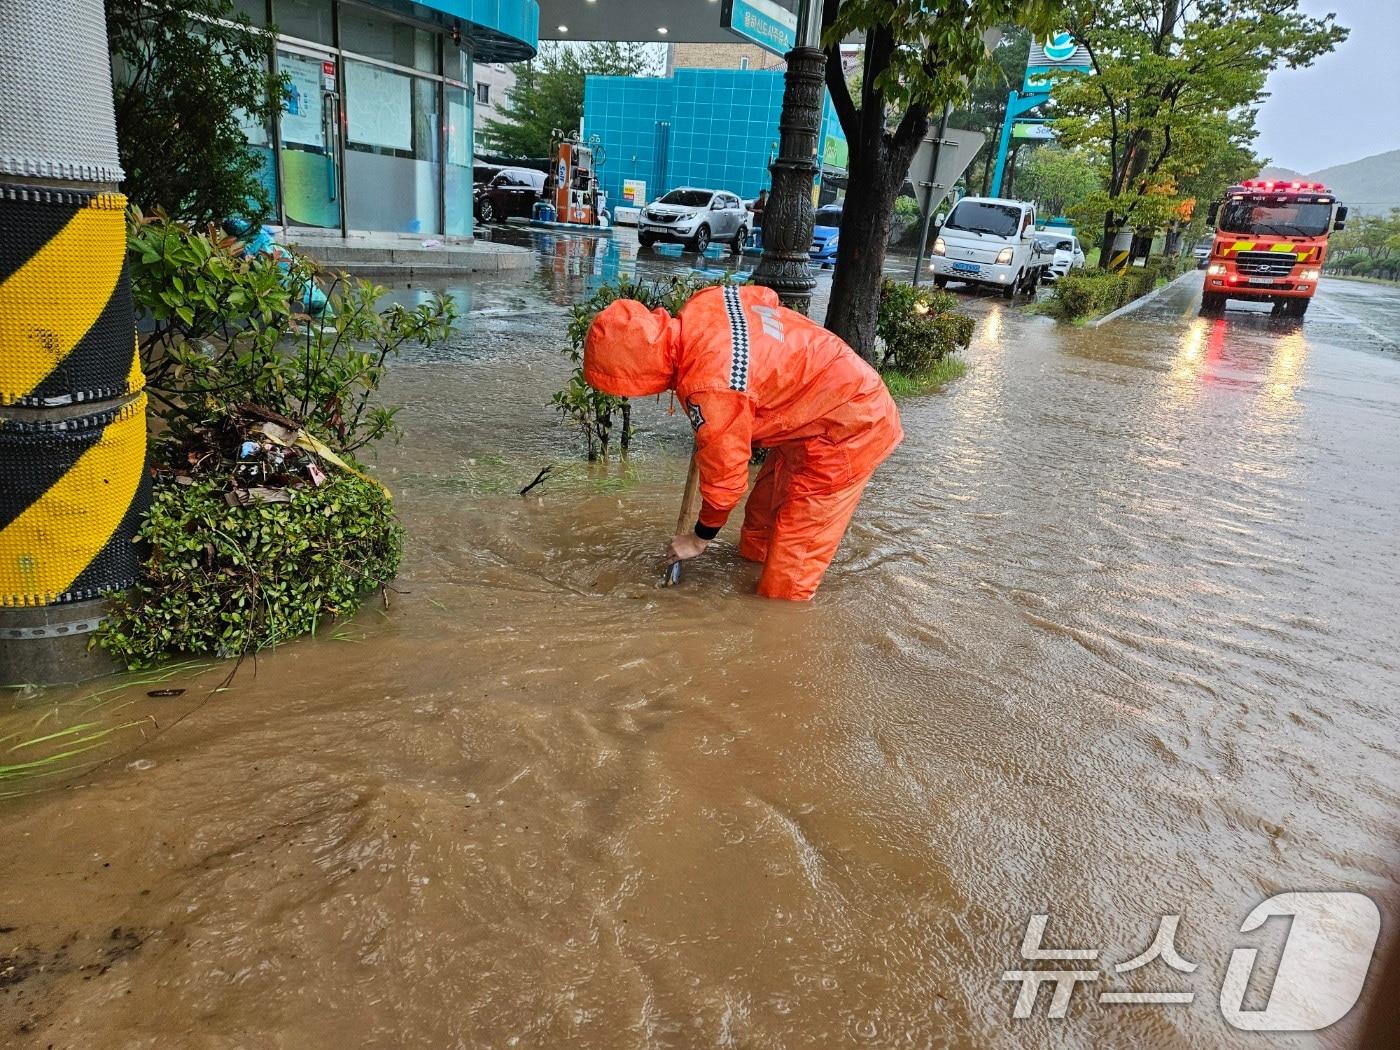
98, 474, 402, 669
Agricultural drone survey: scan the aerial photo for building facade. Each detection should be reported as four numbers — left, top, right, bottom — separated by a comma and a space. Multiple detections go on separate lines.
233, 0, 538, 238
471, 60, 518, 135
668, 41, 784, 73
582, 67, 846, 210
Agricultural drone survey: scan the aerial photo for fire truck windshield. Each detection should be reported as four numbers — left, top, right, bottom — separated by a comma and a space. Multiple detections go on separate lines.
1218, 199, 1332, 239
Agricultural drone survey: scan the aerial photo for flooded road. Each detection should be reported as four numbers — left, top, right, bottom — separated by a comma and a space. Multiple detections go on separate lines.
3, 234, 1399, 1048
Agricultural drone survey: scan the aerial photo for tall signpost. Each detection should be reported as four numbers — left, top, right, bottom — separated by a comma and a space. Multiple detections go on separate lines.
741, 0, 825, 314
989, 32, 1091, 198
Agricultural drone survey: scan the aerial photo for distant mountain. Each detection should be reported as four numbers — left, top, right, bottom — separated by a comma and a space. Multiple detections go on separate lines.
1309, 150, 1400, 215
1256, 150, 1400, 215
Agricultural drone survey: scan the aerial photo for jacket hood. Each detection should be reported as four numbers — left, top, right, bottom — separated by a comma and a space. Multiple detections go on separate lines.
583, 299, 679, 397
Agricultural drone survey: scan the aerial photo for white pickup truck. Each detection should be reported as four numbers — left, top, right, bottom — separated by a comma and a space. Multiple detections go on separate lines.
929, 196, 1054, 298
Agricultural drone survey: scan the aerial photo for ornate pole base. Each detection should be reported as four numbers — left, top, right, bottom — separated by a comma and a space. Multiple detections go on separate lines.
752, 46, 826, 315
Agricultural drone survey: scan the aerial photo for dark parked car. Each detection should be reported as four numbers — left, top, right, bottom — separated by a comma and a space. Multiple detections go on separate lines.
474, 167, 545, 223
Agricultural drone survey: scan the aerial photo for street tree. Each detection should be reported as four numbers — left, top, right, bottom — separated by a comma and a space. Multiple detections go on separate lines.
819, 0, 1059, 361
1328, 209, 1400, 280
1052, 0, 1347, 261
950, 28, 1031, 196
1016, 146, 1098, 218
107, 0, 284, 223
1167, 118, 1259, 252
480, 42, 659, 159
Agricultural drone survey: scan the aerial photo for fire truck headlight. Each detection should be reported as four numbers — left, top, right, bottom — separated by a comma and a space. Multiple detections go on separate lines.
1207, 263, 1227, 276
1300, 268, 1320, 282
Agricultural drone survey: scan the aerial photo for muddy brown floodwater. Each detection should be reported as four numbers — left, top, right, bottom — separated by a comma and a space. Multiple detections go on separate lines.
3, 236, 1400, 1048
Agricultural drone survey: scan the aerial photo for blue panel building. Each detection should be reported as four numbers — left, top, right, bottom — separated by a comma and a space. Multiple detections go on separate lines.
583, 68, 846, 208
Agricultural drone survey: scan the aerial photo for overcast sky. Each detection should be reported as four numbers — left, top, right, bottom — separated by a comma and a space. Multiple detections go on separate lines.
1255, 0, 1400, 172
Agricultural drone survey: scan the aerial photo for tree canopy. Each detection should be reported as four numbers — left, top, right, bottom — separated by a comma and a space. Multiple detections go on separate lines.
950, 27, 1031, 196
1017, 146, 1099, 219
479, 43, 660, 159
1327, 209, 1400, 281
107, 0, 284, 223
819, 0, 1060, 357
1050, 0, 1347, 252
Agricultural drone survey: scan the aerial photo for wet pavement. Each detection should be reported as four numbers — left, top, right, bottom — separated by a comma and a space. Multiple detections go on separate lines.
2, 230, 1399, 1048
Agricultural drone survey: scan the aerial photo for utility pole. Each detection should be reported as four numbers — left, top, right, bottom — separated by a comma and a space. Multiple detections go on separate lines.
752, 0, 825, 314
0, 0, 149, 685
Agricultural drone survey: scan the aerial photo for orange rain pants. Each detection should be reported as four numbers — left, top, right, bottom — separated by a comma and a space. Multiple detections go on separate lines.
584, 284, 903, 600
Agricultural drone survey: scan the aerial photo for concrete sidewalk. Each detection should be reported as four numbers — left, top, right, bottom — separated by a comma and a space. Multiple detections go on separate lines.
286, 231, 534, 280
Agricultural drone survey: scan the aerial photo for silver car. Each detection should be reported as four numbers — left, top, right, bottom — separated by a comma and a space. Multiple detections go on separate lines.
638, 188, 749, 253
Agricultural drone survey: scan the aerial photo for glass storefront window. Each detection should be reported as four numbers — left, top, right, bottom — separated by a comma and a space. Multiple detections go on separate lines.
277, 50, 341, 229
231, 5, 498, 237
446, 45, 471, 84
340, 6, 439, 74
444, 83, 474, 236
233, 48, 277, 220
344, 60, 441, 233
274, 0, 334, 45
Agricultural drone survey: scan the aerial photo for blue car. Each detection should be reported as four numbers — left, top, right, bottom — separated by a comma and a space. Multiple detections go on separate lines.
809, 203, 842, 266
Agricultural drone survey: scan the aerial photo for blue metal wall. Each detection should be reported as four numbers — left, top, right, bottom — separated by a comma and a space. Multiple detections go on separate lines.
408, 0, 539, 60
583, 69, 845, 207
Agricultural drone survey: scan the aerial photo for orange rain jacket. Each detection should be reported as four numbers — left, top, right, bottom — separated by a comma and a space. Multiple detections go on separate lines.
584, 285, 902, 599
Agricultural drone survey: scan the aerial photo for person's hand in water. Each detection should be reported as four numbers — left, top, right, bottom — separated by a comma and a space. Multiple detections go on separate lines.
666, 533, 709, 565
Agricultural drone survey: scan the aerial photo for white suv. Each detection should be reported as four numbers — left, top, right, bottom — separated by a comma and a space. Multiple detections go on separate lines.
638, 188, 749, 253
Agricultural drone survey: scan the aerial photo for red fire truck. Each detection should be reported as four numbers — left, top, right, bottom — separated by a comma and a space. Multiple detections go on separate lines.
1200, 179, 1349, 317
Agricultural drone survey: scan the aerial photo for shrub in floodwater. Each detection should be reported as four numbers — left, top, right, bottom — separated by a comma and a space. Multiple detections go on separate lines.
100, 476, 402, 668
555, 275, 732, 459
129, 209, 457, 454
876, 279, 975, 380
98, 211, 453, 667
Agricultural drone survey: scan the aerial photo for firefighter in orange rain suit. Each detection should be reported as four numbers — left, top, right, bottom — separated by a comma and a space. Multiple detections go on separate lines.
584, 284, 903, 600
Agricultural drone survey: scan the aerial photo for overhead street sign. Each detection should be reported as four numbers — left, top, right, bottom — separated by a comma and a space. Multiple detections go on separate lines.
908, 128, 987, 215
721, 0, 797, 56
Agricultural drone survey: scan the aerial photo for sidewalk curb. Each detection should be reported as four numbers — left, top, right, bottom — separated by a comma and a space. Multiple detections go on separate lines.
1093, 269, 1198, 327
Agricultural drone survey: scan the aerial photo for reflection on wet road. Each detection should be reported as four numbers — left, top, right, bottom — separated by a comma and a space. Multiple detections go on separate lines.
2, 233, 1398, 1048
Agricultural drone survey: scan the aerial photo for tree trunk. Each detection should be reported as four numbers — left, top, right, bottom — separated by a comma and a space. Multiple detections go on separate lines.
824, 103, 925, 362
1164, 222, 1182, 257
1099, 208, 1118, 267
824, 145, 907, 362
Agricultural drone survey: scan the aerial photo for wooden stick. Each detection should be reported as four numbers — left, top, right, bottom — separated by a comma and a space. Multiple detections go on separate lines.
664, 450, 702, 586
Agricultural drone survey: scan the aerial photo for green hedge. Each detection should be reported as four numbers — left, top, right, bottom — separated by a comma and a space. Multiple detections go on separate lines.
100, 475, 402, 668
1048, 257, 1182, 321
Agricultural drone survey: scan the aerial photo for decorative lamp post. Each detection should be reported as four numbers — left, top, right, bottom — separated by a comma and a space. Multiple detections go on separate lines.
752, 0, 826, 315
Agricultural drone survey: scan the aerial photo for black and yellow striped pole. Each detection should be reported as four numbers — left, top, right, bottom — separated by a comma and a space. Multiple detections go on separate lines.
1105, 227, 1134, 274
0, 2, 149, 684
